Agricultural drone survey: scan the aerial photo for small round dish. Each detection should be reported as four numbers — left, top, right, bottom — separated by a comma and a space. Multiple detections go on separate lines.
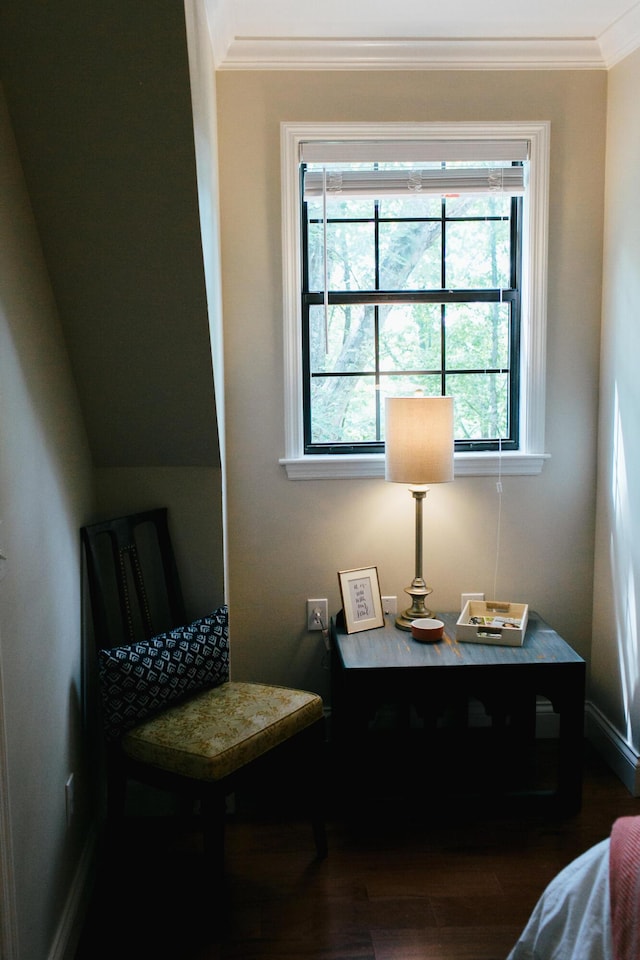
410, 618, 444, 643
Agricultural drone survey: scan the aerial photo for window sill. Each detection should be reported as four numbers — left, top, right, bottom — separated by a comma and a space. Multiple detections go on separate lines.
280, 451, 550, 480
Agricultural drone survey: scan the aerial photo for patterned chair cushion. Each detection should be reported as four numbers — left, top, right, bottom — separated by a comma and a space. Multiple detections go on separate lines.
97, 606, 229, 741
122, 681, 324, 780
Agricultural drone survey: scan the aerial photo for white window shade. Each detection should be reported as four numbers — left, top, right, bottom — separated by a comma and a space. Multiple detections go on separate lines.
299, 139, 530, 164
304, 166, 525, 198
301, 138, 528, 199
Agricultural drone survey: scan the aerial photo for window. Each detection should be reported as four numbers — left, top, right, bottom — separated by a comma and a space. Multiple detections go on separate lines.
280, 123, 550, 479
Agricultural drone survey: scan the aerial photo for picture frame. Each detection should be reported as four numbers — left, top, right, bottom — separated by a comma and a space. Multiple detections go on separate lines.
337, 566, 385, 634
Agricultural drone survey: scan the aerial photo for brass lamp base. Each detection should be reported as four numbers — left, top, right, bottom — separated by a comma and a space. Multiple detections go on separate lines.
395, 582, 433, 631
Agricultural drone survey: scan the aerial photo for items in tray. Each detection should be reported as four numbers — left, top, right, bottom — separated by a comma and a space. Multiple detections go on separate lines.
456, 600, 529, 646
468, 615, 522, 629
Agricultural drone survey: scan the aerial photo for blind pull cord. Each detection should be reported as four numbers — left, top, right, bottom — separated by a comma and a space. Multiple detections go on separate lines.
322, 167, 329, 355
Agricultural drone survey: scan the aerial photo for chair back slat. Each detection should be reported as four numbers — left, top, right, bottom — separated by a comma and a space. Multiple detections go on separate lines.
81, 508, 187, 651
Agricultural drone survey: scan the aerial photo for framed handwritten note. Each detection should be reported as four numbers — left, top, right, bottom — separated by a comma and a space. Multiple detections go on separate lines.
337, 566, 384, 634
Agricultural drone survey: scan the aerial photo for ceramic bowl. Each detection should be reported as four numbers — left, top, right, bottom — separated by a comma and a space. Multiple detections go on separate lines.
410, 618, 444, 642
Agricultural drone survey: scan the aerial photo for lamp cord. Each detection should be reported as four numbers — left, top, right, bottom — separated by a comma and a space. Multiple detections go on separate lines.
491, 190, 505, 601
314, 613, 331, 669
322, 167, 329, 354
492, 437, 503, 599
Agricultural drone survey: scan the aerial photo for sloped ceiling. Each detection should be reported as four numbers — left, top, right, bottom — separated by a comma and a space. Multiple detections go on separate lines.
0, 1, 219, 467
206, 0, 640, 69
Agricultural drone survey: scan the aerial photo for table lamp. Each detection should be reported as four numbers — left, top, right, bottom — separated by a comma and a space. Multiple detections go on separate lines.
385, 395, 455, 630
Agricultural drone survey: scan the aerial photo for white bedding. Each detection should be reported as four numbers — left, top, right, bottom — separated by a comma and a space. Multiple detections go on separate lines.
506, 838, 612, 960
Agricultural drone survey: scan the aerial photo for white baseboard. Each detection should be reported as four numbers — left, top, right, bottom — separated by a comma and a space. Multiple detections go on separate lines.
49, 822, 98, 960
585, 701, 640, 797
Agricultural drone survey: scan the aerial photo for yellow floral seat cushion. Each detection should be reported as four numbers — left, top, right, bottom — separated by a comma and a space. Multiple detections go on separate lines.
122, 680, 324, 781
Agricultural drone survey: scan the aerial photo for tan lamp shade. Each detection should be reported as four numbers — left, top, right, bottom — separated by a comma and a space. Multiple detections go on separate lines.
385, 396, 454, 484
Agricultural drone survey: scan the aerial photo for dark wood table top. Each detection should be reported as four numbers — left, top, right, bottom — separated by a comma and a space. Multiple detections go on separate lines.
333, 611, 584, 671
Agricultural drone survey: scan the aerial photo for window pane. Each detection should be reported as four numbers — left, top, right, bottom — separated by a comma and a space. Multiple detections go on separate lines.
310, 304, 376, 373
378, 195, 442, 218
379, 303, 442, 370
445, 303, 510, 369
310, 375, 378, 443
447, 372, 509, 440
379, 221, 442, 289
307, 220, 375, 291
307, 196, 375, 221
445, 193, 511, 218
445, 218, 510, 289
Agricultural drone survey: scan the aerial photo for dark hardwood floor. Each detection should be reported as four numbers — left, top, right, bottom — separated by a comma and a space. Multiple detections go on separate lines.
75, 740, 639, 960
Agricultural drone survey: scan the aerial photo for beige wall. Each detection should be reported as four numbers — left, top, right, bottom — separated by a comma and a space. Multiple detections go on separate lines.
217, 70, 606, 701
0, 89, 94, 960
592, 48, 640, 786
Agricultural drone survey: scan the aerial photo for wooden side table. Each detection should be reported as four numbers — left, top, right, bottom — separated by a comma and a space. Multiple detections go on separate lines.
330, 610, 585, 814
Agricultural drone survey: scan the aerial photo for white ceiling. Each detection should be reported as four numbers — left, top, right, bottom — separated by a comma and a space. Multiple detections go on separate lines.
205, 0, 640, 70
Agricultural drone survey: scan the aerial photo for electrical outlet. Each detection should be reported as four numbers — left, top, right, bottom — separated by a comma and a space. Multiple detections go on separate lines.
307, 598, 328, 631
65, 773, 75, 827
382, 595, 397, 614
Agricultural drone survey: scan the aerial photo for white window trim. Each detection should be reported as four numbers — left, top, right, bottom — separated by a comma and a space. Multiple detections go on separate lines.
279, 121, 551, 480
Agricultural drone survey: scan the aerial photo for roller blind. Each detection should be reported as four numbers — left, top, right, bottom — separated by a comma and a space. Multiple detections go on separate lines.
301, 138, 528, 199
304, 167, 524, 198
300, 139, 529, 163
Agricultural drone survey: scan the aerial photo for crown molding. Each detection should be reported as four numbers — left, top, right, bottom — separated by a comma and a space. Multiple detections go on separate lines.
215, 36, 610, 70
204, 0, 640, 74
599, 2, 640, 67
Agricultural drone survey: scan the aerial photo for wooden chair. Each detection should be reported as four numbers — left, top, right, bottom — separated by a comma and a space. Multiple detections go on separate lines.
81, 508, 327, 885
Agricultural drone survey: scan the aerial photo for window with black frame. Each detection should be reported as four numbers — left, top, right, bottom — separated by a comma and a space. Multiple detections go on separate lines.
299, 140, 526, 456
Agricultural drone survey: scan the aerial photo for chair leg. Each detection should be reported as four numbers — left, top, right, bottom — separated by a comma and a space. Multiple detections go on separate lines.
307, 719, 328, 859
200, 785, 227, 889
